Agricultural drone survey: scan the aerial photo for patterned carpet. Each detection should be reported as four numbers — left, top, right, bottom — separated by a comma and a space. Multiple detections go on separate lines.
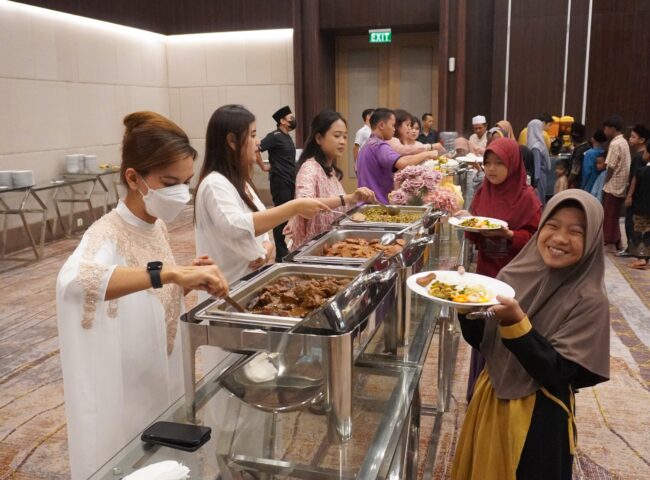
1, 210, 649, 479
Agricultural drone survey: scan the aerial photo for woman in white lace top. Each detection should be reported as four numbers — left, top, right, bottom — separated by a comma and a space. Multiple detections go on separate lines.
56, 112, 228, 479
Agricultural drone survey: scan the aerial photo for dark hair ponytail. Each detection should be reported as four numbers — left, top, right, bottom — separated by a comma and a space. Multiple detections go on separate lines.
120, 111, 197, 185
197, 105, 259, 214
297, 110, 346, 179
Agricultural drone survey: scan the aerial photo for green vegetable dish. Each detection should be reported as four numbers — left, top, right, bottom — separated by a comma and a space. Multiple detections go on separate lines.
362, 207, 421, 224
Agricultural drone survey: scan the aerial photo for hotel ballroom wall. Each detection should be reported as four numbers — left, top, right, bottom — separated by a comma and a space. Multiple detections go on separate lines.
0, 1, 293, 241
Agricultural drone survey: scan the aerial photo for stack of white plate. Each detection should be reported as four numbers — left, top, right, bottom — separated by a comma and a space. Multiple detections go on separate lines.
12, 170, 35, 188
0, 171, 13, 188
84, 154, 100, 174
65, 154, 84, 174
439, 131, 459, 152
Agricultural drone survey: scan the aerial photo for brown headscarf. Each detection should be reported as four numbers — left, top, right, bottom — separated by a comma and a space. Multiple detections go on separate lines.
481, 189, 610, 399
496, 120, 514, 139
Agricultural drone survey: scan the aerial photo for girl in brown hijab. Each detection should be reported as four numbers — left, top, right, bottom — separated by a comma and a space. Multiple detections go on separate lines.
452, 189, 610, 480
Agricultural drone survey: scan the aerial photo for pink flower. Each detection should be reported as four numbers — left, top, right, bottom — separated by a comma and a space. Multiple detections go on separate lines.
388, 189, 408, 205
423, 187, 461, 213
421, 170, 442, 190
400, 179, 422, 195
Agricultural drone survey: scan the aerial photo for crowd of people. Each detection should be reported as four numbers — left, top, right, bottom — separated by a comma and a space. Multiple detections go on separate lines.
451, 111, 649, 270
54, 101, 647, 479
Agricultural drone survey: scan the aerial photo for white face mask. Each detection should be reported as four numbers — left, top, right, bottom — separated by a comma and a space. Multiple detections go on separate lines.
138, 177, 191, 223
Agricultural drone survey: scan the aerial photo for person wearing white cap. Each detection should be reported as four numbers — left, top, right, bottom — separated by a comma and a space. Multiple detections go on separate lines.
469, 115, 488, 155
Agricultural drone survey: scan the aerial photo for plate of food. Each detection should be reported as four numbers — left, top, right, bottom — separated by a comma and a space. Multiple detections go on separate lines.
437, 157, 459, 168
456, 154, 483, 164
448, 216, 508, 232
407, 270, 514, 307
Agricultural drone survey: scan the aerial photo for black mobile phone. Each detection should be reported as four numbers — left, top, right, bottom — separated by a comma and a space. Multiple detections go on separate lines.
141, 421, 211, 452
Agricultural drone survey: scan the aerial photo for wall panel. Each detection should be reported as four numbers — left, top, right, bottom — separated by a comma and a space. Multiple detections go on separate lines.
318, 0, 438, 33
564, 0, 590, 123
506, 12, 566, 132
464, 0, 494, 137
586, 2, 650, 129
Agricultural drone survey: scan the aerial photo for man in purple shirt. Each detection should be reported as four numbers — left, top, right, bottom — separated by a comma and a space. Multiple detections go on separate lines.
357, 108, 437, 203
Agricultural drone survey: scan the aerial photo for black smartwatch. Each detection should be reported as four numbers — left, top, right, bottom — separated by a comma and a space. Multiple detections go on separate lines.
147, 261, 163, 289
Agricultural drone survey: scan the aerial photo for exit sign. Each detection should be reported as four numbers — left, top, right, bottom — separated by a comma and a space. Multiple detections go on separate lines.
369, 28, 392, 44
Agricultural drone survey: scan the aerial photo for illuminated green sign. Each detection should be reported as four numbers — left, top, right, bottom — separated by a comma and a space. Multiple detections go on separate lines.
369, 28, 392, 44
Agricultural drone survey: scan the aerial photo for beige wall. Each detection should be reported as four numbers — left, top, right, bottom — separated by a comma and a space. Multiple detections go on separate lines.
165, 31, 294, 203
0, 2, 293, 237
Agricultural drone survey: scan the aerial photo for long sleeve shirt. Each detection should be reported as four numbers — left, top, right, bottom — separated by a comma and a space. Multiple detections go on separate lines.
580, 147, 605, 192
458, 315, 600, 390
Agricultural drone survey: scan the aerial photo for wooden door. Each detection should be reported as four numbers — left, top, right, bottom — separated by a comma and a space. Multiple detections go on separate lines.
336, 32, 439, 191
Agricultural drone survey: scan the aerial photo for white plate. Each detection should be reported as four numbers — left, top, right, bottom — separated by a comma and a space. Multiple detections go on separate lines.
456, 155, 483, 164
407, 270, 515, 307
439, 159, 459, 168
448, 216, 508, 232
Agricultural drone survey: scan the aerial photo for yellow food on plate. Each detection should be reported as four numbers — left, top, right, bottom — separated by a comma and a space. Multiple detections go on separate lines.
459, 217, 501, 229
427, 280, 491, 303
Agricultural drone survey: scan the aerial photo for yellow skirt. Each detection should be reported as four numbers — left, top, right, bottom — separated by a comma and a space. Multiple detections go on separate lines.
452, 370, 536, 480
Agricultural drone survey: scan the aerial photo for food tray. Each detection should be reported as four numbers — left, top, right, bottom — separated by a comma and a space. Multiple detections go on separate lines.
332, 204, 431, 230
195, 263, 363, 328
290, 229, 408, 266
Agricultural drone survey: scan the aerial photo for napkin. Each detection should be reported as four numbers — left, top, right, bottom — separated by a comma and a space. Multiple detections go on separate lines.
123, 461, 190, 480
243, 353, 278, 383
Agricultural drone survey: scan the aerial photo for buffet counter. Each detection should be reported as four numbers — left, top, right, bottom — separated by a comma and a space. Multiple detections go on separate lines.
89, 212, 464, 480
90, 361, 421, 480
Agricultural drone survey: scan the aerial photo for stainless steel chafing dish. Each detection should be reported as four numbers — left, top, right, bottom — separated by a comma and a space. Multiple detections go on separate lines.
285, 213, 444, 354
288, 228, 402, 267
332, 204, 432, 230
181, 260, 397, 442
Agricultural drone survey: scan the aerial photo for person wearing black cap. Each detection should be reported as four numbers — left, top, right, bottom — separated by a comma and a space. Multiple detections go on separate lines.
258, 105, 297, 262
568, 122, 589, 188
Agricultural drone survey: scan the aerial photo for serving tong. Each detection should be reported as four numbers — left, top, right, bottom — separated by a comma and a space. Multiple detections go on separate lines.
223, 295, 247, 313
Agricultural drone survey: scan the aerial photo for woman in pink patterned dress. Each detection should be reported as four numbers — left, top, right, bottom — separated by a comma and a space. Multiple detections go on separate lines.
285, 110, 376, 250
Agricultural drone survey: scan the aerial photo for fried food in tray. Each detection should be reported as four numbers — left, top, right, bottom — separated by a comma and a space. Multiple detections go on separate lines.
247, 275, 349, 317
362, 207, 421, 224
323, 237, 406, 259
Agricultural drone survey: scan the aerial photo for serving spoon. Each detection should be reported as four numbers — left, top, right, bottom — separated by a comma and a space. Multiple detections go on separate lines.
374, 202, 401, 216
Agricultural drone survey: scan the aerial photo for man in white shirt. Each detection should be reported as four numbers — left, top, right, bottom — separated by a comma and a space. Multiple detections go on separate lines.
469, 115, 488, 155
353, 108, 374, 169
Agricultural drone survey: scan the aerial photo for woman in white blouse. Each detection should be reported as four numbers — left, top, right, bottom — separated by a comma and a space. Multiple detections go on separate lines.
56, 112, 228, 479
194, 104, 329, 284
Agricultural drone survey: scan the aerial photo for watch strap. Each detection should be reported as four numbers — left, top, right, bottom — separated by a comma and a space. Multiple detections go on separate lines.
149, 268, 163, 289
147, 261, 163, 289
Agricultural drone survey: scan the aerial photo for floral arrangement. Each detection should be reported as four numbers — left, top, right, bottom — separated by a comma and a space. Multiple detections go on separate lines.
388, 165, 463, 212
